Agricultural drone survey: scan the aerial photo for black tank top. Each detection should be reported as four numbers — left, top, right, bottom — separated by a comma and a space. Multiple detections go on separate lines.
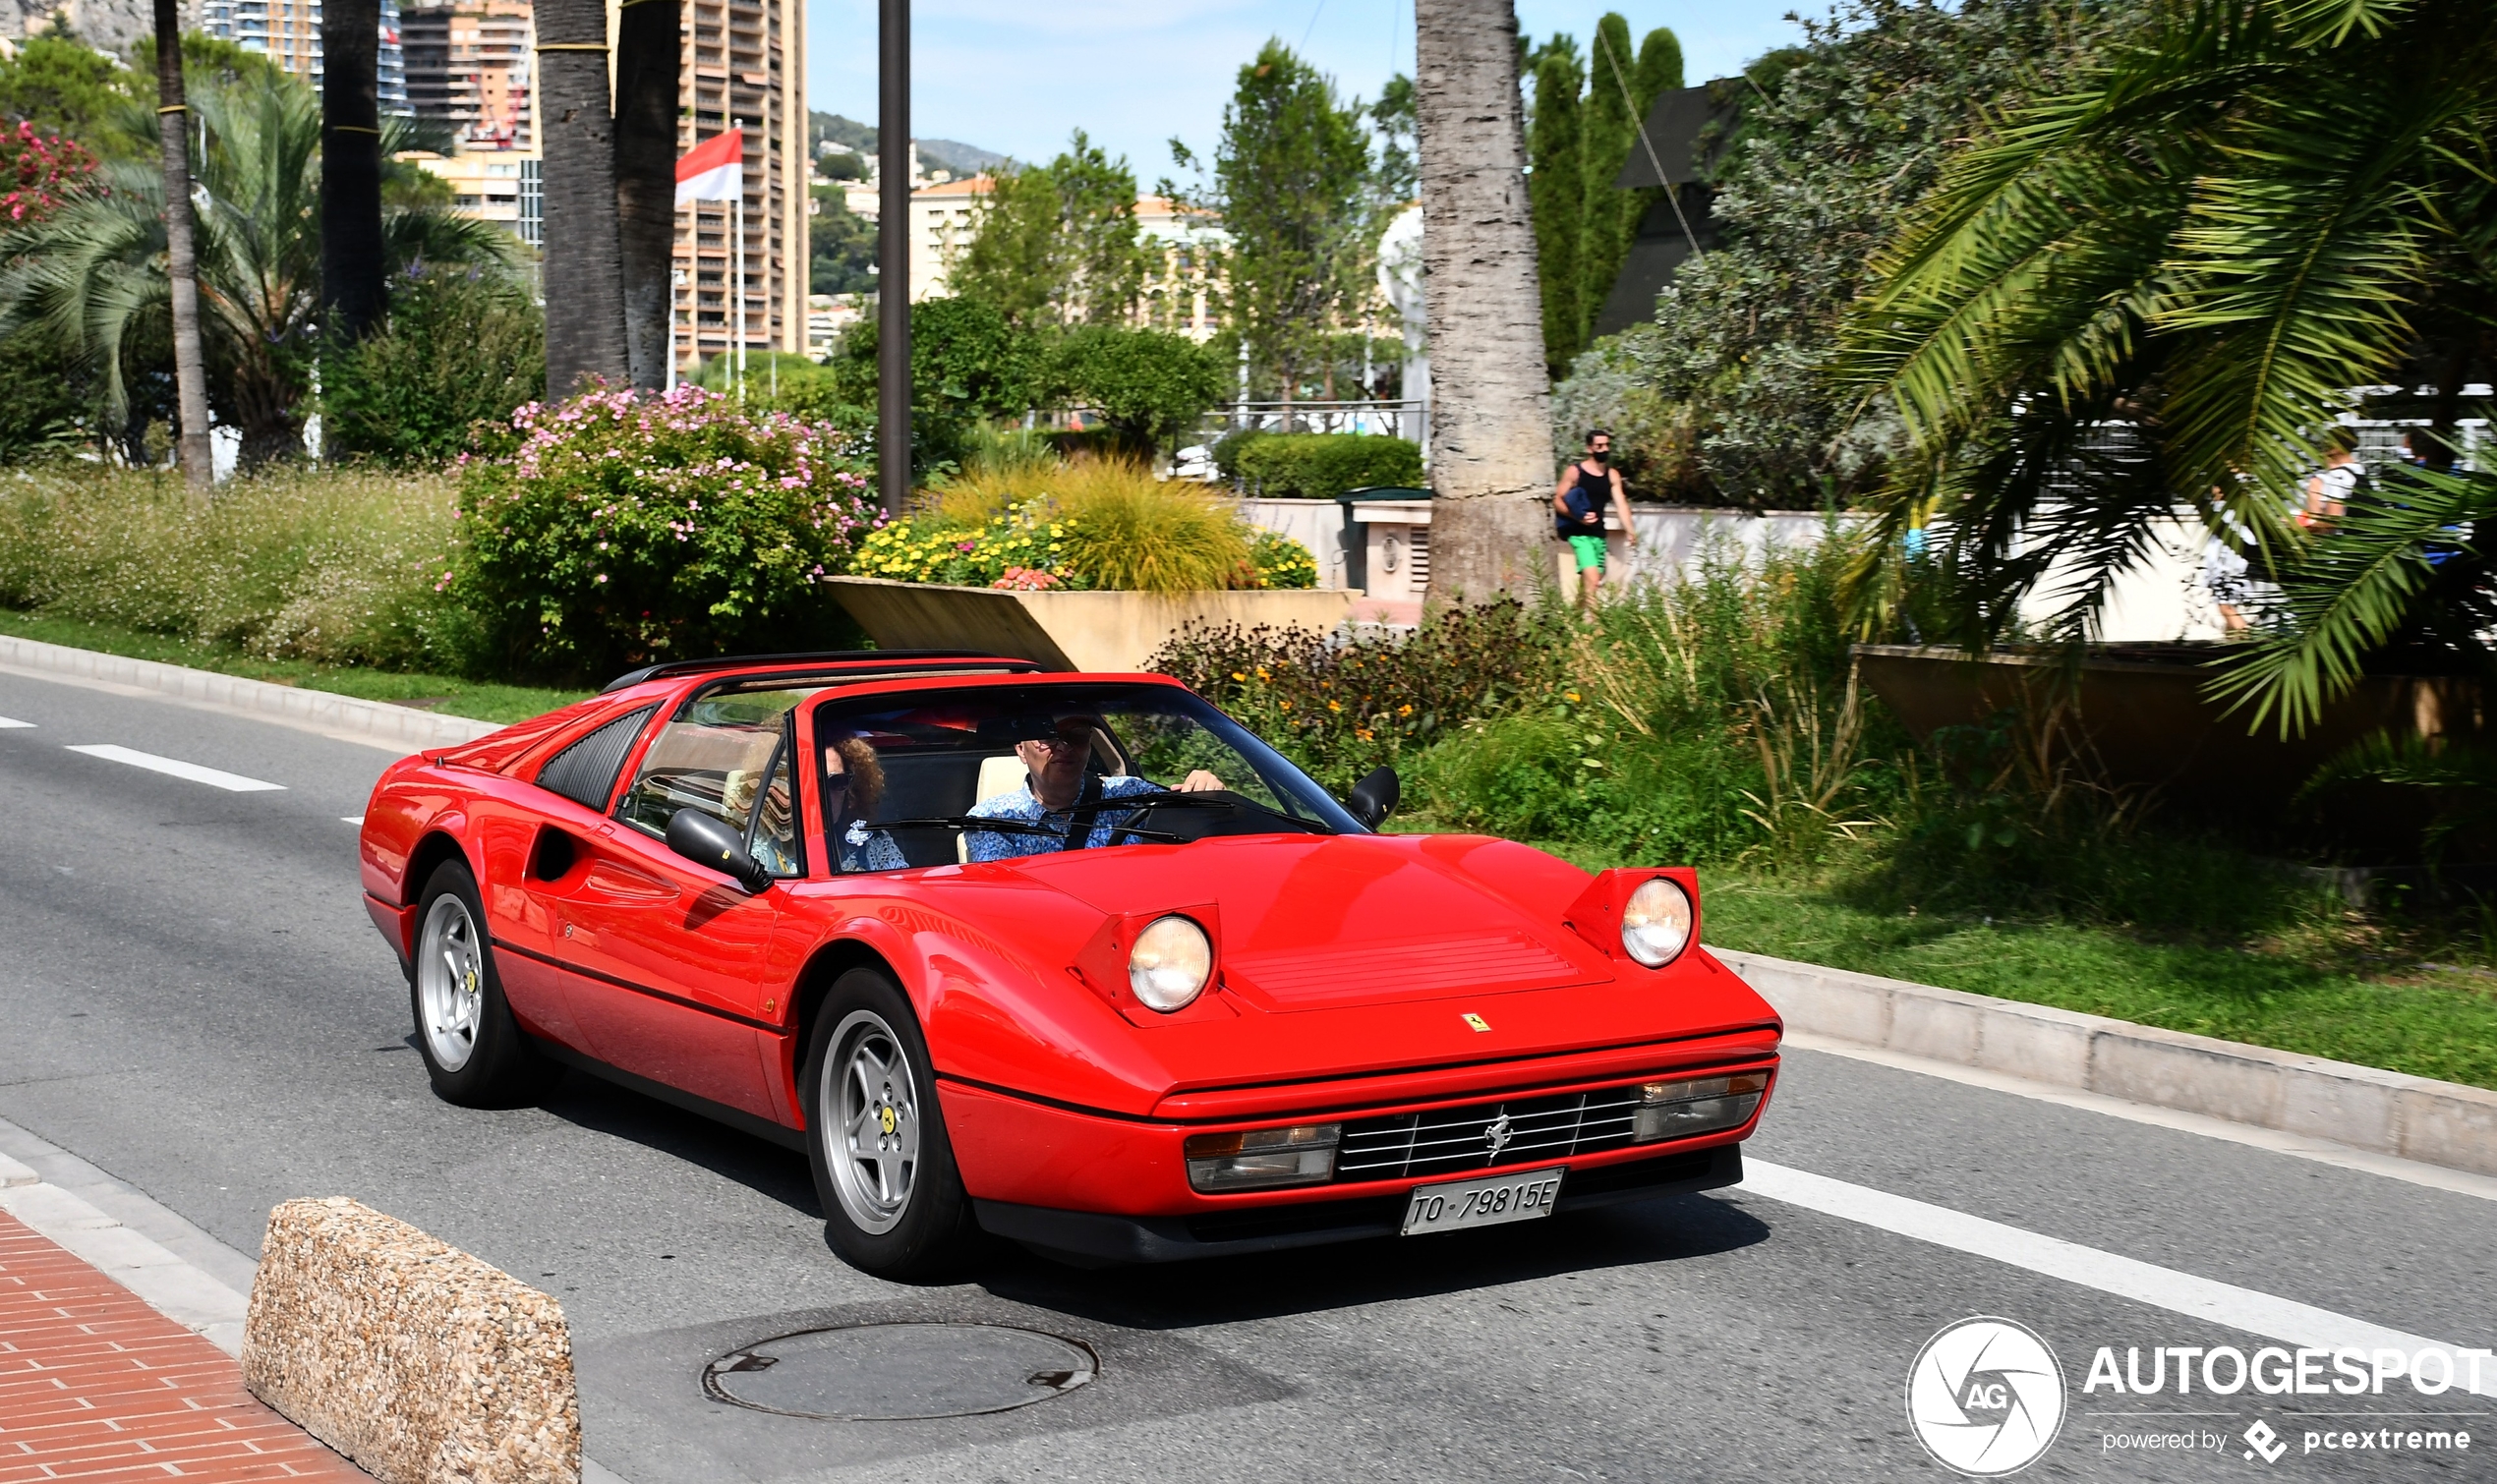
1556, 463, 1606, 537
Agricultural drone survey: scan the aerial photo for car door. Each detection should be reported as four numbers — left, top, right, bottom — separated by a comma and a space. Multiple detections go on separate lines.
541, 696, 810, 1121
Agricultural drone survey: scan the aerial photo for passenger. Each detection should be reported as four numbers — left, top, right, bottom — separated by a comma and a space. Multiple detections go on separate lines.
964, 715, 1222, 861
824, 735, 906, 872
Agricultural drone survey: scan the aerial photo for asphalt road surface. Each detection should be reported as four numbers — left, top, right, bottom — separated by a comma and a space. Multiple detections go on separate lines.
1, 664, 2491, 1484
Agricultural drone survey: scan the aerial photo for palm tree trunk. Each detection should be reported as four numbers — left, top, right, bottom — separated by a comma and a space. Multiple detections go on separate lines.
614, 0, 680, 390
152, 0, 213, 495
538, 0, 628, 393
321, 0, 386, 356
1416, 0, 1556, 600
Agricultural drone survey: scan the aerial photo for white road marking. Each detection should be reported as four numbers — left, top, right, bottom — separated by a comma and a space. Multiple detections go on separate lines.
0, 714, 31, 728
63, 745, 284, 793
1782, 1030, 2497, 1205
1744, 1159, 2496, 1396
341, 815, 364, 826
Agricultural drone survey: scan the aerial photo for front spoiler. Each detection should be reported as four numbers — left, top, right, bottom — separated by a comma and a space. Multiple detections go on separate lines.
973, 1142, 1742, 1264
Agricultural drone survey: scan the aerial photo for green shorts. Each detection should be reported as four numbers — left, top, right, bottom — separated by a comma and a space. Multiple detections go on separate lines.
1567, 533, 1607, 572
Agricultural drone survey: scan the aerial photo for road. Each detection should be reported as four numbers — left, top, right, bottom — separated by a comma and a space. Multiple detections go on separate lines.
0, 662, 2490, 1483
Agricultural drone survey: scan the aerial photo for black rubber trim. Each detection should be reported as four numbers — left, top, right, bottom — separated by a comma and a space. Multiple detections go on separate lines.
972, 1143, 1742, 1263
491, 938, 786, 1034
528, 1036, 806, 1151
602, 651, 1035, 693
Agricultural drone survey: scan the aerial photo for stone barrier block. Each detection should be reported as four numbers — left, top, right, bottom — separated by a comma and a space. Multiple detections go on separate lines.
2275, 1063, 2401, 1153
1887, 993, 1984, 1065
243, 1197, 580, 1484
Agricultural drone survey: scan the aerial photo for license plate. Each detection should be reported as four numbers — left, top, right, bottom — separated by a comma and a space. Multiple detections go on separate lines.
1400, 1167, 1565, 1236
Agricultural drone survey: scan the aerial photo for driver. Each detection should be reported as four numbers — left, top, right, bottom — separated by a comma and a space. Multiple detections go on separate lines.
964, 713, 1223, 862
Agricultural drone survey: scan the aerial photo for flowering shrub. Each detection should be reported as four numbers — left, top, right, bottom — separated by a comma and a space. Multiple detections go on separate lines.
0, 123, 96, 223
852, 497, 1089, 590
1249, 531, 1318, 590
450, 385, 878, 680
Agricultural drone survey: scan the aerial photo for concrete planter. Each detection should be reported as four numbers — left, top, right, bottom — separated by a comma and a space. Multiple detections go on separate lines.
826, 576, 1355, 672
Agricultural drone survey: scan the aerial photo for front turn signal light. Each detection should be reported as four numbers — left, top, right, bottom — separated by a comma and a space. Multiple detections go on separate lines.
1631, 1073, 1766, 1143
1185, 1123, 1341, 1191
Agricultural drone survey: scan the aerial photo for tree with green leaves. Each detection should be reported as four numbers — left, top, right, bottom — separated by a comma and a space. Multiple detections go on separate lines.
323, 265, 544, 464
1179, 40, 1380, 404
0, 67, 517, 466
950, 133, 1147, 330
1527, 35, 1583, 378
1048, 325, 1226, 455
1576, 19, 1680, 344
1557, 0, 2123, 506
1835, 0, 2496, 733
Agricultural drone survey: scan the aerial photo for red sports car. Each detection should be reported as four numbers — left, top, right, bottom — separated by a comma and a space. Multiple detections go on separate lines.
358, 651, 1781, 1276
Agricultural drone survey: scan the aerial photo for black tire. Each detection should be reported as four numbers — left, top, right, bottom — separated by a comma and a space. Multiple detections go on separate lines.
802, 967, 975, 1278
409, 859, 545, 1107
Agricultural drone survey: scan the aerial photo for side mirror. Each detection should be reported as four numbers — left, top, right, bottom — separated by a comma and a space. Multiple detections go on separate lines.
667, 808, 773, 893
1345, 766, 1400, 829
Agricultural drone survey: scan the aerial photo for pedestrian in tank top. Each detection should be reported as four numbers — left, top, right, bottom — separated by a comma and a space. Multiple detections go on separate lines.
1552, 429, 1635, 614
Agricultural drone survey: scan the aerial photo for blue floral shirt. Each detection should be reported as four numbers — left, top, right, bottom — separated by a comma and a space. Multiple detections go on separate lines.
964, 773, 1165, 862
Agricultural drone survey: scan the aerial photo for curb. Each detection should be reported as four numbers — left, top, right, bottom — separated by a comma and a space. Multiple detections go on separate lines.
1716, 947, 2497, 1179
0, 633, 503, 750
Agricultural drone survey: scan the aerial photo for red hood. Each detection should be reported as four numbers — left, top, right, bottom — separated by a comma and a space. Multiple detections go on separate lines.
897, 834, 1777, 1116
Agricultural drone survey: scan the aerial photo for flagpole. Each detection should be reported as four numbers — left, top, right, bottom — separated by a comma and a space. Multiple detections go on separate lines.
733, 116, 746, 403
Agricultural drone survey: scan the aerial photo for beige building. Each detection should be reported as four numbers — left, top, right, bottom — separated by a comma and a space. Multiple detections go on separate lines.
403, 0, 532, 149
405, 149, 530, 233
653, 0, 808, 369
908, 184, 1225, 340
906, 176, 988, 301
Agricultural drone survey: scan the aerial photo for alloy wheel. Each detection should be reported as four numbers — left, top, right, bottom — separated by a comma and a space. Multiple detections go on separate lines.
823, 1010, 919, 1234
416, 893, 485, 1071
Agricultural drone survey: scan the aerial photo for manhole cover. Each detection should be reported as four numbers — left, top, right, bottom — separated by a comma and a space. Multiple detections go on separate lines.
703, 1323, 1098, 1421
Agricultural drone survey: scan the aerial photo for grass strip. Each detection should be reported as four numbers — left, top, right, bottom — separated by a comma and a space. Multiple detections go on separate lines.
0, 608, 586, 725
1697, 873, 2497, 1094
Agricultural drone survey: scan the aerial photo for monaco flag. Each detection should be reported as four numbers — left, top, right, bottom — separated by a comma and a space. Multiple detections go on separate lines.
674, 131, 743, 205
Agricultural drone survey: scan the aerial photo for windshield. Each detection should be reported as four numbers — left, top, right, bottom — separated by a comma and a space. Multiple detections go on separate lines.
810, 682, 1364, 872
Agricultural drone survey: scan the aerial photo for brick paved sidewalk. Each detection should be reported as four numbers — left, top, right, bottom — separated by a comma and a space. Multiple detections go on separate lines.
0, 1207, 372, 1482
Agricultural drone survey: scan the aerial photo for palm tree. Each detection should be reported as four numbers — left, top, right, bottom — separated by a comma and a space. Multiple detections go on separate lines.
614, 0, 681, 389
0, 72, 518, 467
149, 0, 212, 493
321, 0, 385, 346
1835, 0, 2497, 733
1415, 0, 1559, 600
537, 0, 628, 391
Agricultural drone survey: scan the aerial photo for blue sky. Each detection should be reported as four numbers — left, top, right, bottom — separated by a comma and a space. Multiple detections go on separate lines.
802, 1, 1832, 180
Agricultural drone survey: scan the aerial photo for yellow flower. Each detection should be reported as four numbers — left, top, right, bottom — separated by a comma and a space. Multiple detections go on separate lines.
1398, 704, 1413, 716
1231, 671, 1248, 682
1327, 700, 1342, 713
1565, 691, 1582, 703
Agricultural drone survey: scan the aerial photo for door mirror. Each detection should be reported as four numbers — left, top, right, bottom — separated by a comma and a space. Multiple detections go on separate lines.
1345, 766, 1401, 829
666, 808, 773, 893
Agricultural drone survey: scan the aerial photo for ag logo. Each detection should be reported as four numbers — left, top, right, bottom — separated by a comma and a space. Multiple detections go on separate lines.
1906, 1317, 2067, 1476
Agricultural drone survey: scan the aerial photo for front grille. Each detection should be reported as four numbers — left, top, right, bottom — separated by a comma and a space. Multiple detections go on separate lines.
1335, 1086, 1642, 1182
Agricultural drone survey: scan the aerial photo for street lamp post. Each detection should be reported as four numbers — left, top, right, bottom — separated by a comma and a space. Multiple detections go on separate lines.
877, 0, 908, 516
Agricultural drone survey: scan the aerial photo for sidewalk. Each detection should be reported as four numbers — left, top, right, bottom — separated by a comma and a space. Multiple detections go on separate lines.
0, 1208, 370, 1483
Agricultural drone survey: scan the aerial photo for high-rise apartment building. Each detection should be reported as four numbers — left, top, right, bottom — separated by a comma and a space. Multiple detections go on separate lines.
664, 0, 807, 368
402, 0, 530, 148
195, 0, 410, 111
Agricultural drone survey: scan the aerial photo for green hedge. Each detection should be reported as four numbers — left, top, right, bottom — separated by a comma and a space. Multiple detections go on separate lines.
1214, 430, 1424, 500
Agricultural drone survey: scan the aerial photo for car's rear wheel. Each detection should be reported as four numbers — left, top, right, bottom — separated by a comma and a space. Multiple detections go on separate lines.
803, 968, 973, 1278
410, 859, 544, 1107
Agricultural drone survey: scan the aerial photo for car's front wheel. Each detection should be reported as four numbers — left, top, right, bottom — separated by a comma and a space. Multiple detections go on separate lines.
410, 859, 545, 1107
802, 968, 973, 1278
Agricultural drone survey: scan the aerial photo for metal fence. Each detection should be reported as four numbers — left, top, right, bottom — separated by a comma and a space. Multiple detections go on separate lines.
1189, 400, 1428, 450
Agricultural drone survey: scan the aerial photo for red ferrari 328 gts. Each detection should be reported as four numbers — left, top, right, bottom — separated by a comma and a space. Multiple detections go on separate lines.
358, 652, 1782, 1276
